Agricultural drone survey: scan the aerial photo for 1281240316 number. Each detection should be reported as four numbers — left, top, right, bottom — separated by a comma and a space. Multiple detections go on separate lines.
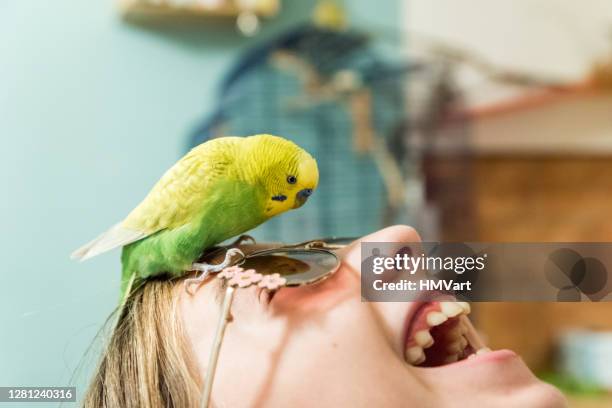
0, 387, 76, 402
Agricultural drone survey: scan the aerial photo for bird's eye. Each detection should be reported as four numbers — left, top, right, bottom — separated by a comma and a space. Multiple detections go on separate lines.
287, 175, 297, 184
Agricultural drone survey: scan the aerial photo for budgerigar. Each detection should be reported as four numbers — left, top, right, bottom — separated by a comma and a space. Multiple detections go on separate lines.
71, 134, 318, 299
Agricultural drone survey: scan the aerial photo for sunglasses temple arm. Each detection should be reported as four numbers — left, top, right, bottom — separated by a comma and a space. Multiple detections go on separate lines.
201, 285, 236, 408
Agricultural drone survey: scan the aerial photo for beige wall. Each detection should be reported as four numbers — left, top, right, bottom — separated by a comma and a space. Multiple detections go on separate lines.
471, 93, 612, 155
404, 0, 612, 107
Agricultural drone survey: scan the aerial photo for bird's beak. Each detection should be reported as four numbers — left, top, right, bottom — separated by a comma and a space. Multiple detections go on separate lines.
293, 188, 313, 208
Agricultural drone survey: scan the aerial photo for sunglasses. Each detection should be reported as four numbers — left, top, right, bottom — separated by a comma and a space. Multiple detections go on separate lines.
192, 236, 355, 408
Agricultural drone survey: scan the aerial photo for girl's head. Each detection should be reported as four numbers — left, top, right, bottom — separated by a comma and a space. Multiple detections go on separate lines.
86, 226, 566, 407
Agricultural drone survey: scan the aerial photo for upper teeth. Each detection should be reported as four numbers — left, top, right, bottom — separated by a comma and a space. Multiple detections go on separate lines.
405, 301, 475, 366
426, 311, 447, 326
456, 302, 470, 314
426, 301, 471, 328
447, 336, 468, 354
414, 330, 434, 348
406, 346, 426, 365
439, 302, 464, 317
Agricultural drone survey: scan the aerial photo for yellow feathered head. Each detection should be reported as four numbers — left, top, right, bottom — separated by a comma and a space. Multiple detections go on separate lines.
241, 134, 319, 218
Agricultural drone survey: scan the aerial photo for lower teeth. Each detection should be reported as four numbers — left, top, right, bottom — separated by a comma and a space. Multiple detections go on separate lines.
476, 347, 492, 355
405, 313, 489, 366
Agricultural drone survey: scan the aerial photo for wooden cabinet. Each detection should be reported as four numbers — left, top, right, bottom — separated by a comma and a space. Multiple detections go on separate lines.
474, 157, 612, 371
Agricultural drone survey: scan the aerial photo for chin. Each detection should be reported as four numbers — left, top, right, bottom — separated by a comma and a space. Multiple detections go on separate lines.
412, 349, 566, 407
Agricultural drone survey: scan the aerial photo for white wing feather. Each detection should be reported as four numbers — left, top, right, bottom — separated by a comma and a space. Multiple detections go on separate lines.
71, 137, 238, 262
70, 223, 147, 261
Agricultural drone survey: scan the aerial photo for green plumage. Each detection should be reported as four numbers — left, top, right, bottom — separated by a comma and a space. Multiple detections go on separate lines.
120, 180, 265, 294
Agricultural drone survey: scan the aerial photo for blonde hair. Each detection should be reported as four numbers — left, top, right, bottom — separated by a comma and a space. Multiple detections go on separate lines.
84, 277, 202, 407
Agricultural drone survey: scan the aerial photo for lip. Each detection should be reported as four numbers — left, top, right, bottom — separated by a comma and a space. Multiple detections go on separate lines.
454, 349, 517, 367
416, 349, 518, 372
401, 301, 429, 352
400, 291, 455, 353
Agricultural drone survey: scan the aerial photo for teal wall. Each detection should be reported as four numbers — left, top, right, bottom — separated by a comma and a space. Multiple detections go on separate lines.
0, 0, 399, 400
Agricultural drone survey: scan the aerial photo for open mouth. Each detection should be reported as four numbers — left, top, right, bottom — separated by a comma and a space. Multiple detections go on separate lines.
403, 301, 489, 367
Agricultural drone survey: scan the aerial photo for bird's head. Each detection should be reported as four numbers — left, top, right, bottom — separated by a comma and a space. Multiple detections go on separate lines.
241, 134, 319, 218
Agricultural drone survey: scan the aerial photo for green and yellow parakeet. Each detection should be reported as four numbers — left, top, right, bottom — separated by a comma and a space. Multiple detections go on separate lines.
71, 134, 318, 298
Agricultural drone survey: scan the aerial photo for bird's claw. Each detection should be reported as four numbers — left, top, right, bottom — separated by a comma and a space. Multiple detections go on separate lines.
228, 234, 256, 247
184, 248, 245, 294
184, 275, 209, 295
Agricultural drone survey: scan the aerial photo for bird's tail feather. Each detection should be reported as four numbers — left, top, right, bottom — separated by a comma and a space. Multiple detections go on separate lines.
70, 223, 145, 261
111, 271, 138, 334
119, 272, 137, 310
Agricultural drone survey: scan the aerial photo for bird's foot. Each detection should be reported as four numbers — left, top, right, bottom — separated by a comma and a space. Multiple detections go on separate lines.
228, 234, 256, 247
184, 248, 245, 294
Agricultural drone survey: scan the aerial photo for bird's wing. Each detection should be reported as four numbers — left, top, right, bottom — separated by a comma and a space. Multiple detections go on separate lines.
71, 139, 236, 261
70, 223, 146, 261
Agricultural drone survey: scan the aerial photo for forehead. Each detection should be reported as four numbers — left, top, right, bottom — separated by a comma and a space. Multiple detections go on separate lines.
297, 153, 318, 185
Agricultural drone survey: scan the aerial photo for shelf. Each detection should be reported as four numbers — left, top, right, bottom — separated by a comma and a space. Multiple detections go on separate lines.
118, 0, 280, 20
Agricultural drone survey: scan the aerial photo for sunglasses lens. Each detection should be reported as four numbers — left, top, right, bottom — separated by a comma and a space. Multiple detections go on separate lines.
241, 249, 340, 286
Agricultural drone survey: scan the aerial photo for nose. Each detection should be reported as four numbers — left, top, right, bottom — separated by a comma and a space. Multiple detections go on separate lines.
297, 188, 313, 201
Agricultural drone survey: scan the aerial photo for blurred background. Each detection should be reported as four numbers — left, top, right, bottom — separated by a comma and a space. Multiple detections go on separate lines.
1, 0, 612, 406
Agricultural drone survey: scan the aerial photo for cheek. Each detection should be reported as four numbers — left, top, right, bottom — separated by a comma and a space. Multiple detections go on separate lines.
269, 262, 359, 314
266, 200, 292, 217
212, 265, 410, 407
